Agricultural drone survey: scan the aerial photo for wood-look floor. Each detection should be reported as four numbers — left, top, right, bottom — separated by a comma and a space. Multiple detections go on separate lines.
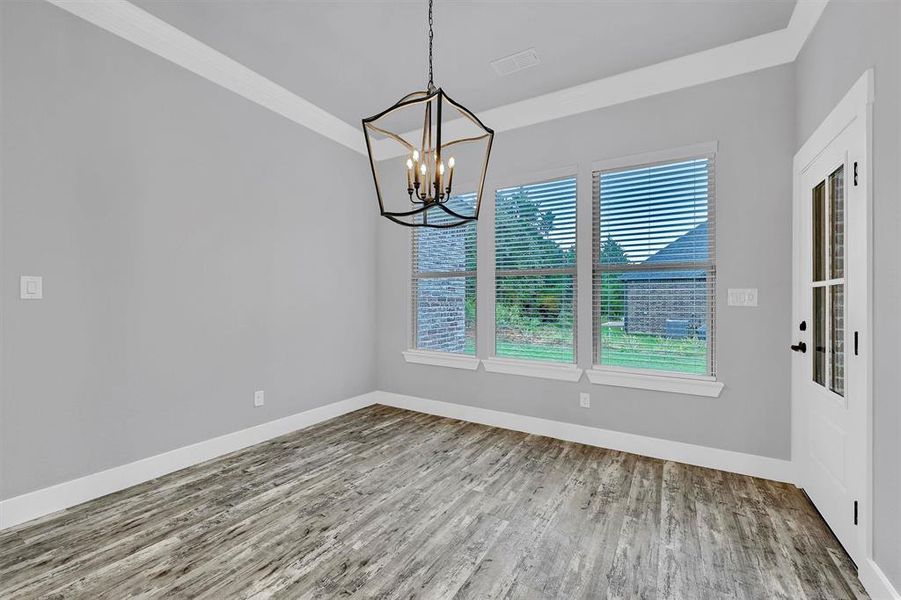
0, 405, 867, 599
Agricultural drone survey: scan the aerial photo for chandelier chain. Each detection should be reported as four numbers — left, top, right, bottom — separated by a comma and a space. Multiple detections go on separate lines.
428, 0, 434, 87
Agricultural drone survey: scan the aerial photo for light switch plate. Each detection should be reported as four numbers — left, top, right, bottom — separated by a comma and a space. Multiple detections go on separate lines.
728, 288, 758, 307
20, 276, 43, 300
579, 392, 590, 408
254, 390, 265, 407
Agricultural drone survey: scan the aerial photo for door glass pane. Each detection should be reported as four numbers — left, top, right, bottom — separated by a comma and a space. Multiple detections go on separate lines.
812, 181, 826, 281
813, 286, 826, 386
830, 167, 845, 279
831, 284, 845, 396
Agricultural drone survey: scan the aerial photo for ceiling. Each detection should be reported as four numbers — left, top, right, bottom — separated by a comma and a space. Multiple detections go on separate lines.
132, 0, 797, 125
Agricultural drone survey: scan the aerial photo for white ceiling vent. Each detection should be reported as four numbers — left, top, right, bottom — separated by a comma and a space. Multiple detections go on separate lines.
490, 48, 540, 77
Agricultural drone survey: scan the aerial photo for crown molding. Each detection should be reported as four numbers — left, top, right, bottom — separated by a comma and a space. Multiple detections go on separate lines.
785, 0, 830, 59
46, 0, 367, 155
46, 0, 827, 160
375, 0, 829, 159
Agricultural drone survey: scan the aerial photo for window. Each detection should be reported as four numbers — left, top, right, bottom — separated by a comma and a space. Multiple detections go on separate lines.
411, 193, 477, 354
495, 177, 577, 363
811, 166, 845, 396
593, 156, 715, 376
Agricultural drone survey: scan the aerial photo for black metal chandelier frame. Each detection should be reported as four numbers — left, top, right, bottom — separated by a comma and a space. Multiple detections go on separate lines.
361, 0, 494, 228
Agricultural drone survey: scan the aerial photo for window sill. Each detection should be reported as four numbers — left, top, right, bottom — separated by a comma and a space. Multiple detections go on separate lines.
403, 350, 480, 371
585, 367, 724, 398
482, 357, 583, 382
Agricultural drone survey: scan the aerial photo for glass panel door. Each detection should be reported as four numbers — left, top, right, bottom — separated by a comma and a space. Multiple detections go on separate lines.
810, 166, 846, 397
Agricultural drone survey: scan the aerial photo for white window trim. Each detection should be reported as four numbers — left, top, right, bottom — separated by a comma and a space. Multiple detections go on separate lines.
402, 146, 728, 399
490, 168, 581, 366
488, 163, 580, 197
483, 357, 583, 382
591, 141, 718, 173
403, 350, 480, 371
590, 142, 722, 394
484, 166, 580, 363
586, 366, 724, 397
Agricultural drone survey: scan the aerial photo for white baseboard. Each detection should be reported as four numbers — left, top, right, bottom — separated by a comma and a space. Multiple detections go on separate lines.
0, 392, 378, 530
860, 559, 901, 600
0, 389, 795, 531
371, 391, 795, 483
4, 388, 892, 598
372, 393, 901, 599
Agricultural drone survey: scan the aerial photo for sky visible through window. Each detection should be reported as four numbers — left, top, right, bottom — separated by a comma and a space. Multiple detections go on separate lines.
600, 159, 710, 264
494, 160, 709, 264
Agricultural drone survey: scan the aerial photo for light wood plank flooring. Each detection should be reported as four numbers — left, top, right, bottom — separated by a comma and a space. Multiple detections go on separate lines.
0, 405, 867, 599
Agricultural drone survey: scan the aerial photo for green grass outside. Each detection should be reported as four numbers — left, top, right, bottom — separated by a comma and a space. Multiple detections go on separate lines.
599, 326, 707, 374
483, 325, 706, 375
495, 339, 573, 363
463, 337, 572, 362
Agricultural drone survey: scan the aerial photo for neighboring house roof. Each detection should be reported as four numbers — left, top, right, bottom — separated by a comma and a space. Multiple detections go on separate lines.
621, 223, 709, 281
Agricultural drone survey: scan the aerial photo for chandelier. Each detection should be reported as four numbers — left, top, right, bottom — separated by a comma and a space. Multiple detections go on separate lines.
362, 0, 494, 228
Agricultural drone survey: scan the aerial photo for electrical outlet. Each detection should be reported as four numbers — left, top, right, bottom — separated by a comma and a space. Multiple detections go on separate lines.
20, 276, 43, 300
254, 390, 264, 407
728, 288, 758, 307
579, 392, 590, 408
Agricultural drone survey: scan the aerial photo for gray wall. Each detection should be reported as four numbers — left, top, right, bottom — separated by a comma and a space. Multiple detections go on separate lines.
0, 1, 376, 499
795, 0, 901, 589
377, 65, 797, 459
2, 3, 896, 588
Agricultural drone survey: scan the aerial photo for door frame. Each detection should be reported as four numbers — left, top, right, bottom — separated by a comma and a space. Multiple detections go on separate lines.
791, 69, 874, 565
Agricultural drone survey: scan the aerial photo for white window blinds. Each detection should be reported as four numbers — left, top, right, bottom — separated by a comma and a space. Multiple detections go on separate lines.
495, 177, 577, 363
593, 157, 716, 376
411, 193, 477, 354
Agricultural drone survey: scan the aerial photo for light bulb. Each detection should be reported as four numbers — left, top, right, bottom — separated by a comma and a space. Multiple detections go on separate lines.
446, 156, 455, 193
406, 158, 413, 170
439, 161, 446, 175
412, 149, 419, 162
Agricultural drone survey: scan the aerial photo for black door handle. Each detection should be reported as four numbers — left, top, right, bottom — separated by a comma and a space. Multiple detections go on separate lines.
791, 342, 807, 353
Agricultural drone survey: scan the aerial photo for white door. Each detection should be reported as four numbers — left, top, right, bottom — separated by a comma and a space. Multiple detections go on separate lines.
792, 81, 870, 568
